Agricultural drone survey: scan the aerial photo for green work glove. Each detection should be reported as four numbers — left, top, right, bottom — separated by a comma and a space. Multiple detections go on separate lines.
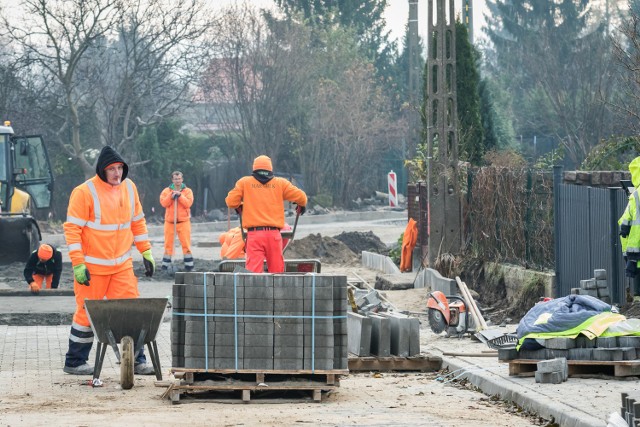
142, 249, 155, 277
73, 264, 91, 286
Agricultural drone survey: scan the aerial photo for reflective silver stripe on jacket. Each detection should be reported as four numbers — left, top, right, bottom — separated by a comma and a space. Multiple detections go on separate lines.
67, 179, 141, 265
85, 250, 132, 266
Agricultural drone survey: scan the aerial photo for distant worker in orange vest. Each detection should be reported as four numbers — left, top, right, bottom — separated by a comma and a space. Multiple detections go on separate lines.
225, 155, 307, 273
63, 145, 156, 376
159, 171, 194, 271
23, 243, 63, 294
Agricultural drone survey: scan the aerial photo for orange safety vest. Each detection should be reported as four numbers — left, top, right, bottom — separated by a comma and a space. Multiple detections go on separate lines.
159, 186, 194, 223
219, 227, 245, 259
225, 176, 306, 229
64, 175, 151, 275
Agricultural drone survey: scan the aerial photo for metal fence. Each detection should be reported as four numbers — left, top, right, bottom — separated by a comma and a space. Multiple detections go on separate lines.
553, 167, 628, 304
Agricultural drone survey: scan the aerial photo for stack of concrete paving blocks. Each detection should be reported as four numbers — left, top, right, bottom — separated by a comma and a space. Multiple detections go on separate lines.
347, 310, 420, 357
620, 392, 640, 426
171, 272, 347, 371
535, 357, 568, 384
508, 335, 639, 363
572, 269, 611, 304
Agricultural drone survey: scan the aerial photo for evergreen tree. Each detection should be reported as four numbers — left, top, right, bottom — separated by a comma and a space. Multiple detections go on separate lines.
455, 21, 484, 164
484, 0, 617, 165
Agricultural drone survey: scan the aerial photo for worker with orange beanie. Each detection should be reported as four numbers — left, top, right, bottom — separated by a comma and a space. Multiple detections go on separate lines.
23, 243, 63, 294
225, 155, 307, 273
159, 171, 194, 271
63, 145, 156, 376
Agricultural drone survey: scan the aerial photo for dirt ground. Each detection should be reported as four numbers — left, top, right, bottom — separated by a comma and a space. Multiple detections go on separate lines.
0, 227, 550, 426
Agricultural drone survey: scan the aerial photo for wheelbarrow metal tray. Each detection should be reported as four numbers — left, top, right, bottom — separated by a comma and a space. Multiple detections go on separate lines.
85, 298, 167, 344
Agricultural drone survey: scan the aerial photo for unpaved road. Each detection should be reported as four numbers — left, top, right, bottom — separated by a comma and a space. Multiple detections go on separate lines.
0, 212, 547, 426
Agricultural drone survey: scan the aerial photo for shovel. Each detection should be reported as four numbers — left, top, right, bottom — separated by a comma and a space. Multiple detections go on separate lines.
167, 197, 179, 276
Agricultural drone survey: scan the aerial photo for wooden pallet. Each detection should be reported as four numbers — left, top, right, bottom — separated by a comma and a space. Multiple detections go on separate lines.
347, 354, 442, 372
508, 358, 640, 377
163, 369, 346, 403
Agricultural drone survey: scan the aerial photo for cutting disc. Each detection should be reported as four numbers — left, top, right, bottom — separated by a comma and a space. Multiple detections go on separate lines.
428, 308, 447, 334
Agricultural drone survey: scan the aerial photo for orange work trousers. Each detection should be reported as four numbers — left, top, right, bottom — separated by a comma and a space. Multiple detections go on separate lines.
245, 229, 284, 273
164, 220, 192, 257
72, 268, 139, 327
32, 274, 53, 290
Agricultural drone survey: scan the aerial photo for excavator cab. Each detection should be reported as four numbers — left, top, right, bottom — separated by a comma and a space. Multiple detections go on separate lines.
0, 122, 54, 264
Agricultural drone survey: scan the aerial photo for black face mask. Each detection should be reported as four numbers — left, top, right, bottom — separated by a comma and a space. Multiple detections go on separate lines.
252, 170, 274, 184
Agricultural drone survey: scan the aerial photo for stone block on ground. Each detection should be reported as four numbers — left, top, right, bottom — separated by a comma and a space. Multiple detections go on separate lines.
374, 274, 415, 291
347, 312, 372, 356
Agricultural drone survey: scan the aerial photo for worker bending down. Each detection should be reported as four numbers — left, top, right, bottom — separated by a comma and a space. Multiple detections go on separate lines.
23, 243, 63, 294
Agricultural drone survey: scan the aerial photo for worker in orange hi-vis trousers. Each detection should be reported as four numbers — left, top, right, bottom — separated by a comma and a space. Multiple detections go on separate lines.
159, 171, 194, 271
23, 243, 63, 294
400, 218, 418, 272
225, 155, 307, 273
63, 145, 156, 376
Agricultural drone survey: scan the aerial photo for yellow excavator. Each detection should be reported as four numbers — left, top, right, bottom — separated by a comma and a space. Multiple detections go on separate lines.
0, 121, 54, 264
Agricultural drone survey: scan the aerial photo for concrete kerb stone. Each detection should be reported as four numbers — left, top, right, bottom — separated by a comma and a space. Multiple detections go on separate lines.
361, 251, 401, 275
414, 268, 456, 294
441, 357, 603, 427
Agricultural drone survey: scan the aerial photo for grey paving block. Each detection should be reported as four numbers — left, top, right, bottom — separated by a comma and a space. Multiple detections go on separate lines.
184, 345, 214, 358
620, 347, 637, 360
575, 336, 596, 348
535, 370, 563, 384
519, 349, 547, 360
498, 348, 518, 360
596, 336, 618, 348
243, 346, 273, 358
581, 279, 597, 290
619, 336, 640, 347
570, 288, 580, 295
369, 314, 391, 357
212, 357, 242, 369
593, 348, 623, 361
243, 358, 273, 370
537, 357, 567, 374
594, 269, 607, 280
596, 279, 608, 289
597, 287, 610, 298
274, 359, 304, 370
274, 346, 303, 358
545, 349, 569, 360
544, 338, 576, 350
347, 312, 372, 356
214, 345, 245, 358
568, 348, 593, 360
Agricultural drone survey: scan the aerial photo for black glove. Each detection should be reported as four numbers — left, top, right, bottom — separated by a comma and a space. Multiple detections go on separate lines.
620, 224, 631, 238
143, 257, 155, 278
172, 193, 180, 200
235, 206, 243, 216
295, 204, 306, 216
626, 260, 638, 278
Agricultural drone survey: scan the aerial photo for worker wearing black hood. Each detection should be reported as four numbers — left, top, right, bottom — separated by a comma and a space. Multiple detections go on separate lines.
62, 145, 157, 376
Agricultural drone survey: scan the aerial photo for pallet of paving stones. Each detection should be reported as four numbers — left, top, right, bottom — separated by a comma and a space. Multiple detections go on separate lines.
507, 358, 640, 377
620, 392, 640, 426
347, 354, 442, 372
163, 368, 345, 403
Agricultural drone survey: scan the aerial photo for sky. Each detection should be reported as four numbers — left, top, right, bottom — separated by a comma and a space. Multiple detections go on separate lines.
218, 0, 489, 48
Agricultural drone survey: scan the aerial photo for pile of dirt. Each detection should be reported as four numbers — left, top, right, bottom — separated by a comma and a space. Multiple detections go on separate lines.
333, 231, 389, 256
620, 301, 640, 319
285, 234, 358, 265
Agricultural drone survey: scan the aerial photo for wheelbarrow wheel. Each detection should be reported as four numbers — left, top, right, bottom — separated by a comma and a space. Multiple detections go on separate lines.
121, 336, 135, 390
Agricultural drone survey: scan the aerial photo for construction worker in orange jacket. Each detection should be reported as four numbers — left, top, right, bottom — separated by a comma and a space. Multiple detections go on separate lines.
23, 243, 63, 294
159, 171, 194, 271
225, 155, 307, 273
62, 145, 156, 376
219, 227, 245, 259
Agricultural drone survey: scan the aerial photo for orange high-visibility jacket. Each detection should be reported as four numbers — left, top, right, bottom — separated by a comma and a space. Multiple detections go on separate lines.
64, 176, 151, 275
219, 227, 245, 259
226, 176, 306, 229
400, 218, 418, 272
159, 186, 194, 223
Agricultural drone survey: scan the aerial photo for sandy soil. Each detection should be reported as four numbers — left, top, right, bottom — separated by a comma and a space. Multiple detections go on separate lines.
0, 219, 548, 426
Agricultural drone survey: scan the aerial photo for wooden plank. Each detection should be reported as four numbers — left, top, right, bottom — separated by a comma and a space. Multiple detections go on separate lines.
348, 355, 442, 372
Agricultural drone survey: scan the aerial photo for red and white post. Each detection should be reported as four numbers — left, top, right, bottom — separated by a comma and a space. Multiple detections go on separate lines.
387, 170, 398, 207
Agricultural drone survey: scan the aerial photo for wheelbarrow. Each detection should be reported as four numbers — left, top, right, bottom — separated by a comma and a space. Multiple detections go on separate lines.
85, 298, 168, 389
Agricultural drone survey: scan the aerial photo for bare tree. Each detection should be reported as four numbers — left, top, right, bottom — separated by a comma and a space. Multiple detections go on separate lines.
198, 4, 314, 164
1, 0, 214, 179
306, 62, 404, 206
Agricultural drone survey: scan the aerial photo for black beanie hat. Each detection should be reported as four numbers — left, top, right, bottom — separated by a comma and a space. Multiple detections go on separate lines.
96, 145, 129, 183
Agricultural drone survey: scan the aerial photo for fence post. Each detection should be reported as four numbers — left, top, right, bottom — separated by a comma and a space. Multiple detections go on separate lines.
525, 169, 533, 266
609, 187, 621, 305
553, 165, 563, 298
